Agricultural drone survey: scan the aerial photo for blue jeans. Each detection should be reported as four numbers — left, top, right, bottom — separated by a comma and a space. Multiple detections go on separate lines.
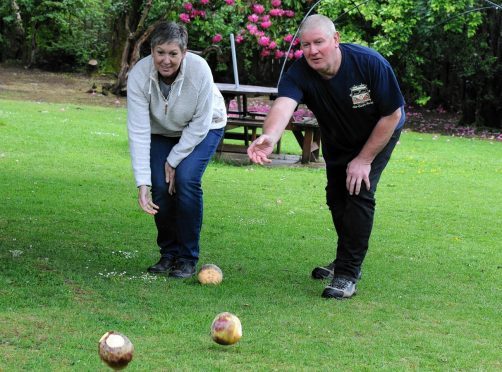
325, 129, 402, 281
150, 128, 223, 264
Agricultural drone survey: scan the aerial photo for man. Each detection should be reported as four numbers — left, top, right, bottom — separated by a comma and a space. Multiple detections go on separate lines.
247, 14, 405, 299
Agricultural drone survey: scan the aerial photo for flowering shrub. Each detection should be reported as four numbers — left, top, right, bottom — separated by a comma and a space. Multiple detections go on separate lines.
171, 0, 311, 83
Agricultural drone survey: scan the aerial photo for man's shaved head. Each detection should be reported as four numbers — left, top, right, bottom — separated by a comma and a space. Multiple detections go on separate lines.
299, 14, 336, 39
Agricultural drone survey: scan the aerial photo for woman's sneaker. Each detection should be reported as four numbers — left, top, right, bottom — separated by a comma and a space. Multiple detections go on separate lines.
311, 261, 362, 281
169, 261, 196, 278
321, 276, 356, 299
147, 257, 176, 274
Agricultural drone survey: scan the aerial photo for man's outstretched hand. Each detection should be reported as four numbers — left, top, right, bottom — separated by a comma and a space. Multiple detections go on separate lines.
247, 134, 275, 165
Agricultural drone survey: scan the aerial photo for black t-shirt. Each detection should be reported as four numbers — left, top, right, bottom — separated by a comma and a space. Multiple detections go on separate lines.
279, 43, 405, 163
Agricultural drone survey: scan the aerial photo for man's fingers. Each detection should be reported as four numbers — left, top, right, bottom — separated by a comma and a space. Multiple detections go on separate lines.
354, 179, 361, 195
346, 176, 355, 194
248, 148, 272, 165
252, 153, 272, 165
249, 151, 261, 165
346, 176, 362, 195
346, 176, 371, 196
364, 176, 371, 191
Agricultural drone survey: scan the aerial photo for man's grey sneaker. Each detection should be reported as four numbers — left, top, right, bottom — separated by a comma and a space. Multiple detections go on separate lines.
311, 260, 336, 280
169, 261, 196, 279
321, 276, 356, 299
311, 261, 362, 281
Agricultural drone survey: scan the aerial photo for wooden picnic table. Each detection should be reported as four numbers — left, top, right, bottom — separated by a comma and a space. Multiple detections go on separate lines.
215, 83, 321, 163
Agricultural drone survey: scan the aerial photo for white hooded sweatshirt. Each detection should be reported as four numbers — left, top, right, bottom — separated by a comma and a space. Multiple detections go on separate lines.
127, 52, 227, 187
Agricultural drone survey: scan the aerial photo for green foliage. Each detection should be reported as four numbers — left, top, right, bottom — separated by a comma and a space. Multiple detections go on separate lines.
318, 0, 497, 122
10, 0, 112, 69
415, 95, 431, 106
0, 0, 498, 126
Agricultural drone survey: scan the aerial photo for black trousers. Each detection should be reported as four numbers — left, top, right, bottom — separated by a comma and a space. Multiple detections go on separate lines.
325, 130, 401, 281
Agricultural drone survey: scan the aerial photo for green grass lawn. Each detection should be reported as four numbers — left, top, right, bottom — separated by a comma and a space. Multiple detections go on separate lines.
0, 99, 500, 371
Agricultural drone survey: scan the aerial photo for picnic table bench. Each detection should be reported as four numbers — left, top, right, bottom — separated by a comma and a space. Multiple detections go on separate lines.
216, 83, 321, 164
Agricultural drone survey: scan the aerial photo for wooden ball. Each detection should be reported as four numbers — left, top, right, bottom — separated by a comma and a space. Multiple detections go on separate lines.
211, 312, 242, 345
98, 331, 134, 370
198, 264, 223, 285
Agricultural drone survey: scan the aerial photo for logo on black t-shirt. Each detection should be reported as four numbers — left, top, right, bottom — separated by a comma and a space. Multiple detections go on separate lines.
350, 84, 373, 108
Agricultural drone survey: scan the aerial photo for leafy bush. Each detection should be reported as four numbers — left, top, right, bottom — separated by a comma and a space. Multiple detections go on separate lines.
8, 0, 111, 70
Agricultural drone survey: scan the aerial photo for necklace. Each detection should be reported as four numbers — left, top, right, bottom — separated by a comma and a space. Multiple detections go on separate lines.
158, 79, 173, 115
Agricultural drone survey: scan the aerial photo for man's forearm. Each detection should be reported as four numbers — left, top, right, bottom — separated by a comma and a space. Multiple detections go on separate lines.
262, 97, 298, 143
357, 107, 402, 163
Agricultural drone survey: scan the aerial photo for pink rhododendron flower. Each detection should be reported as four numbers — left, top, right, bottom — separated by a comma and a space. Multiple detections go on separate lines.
260, 21, 272, 29
274, 50, 285, 59
283, 34, 293, 43
252, 4, 265, 14
235, 34, 244, 43
225, 0, 235, 4
269, 8, 283, 17
248, 14, 259, 23
183, 2, 193, 11
288, 51, 294, 59
179, 13, 191, 23
272, 0, 281, 7
260, 49, 271, 57
292, 37, 300, 46
261, 15, 270, 22
191, 9, 206, 18
200, 0, 209, 4
284, 10, 295, 17
246, 24, 258, 35
258, 36, 270, 46
268, 41, 277, 49
212, 34, 222, 43
294, 49, 303, 59
255, 30, 265, 37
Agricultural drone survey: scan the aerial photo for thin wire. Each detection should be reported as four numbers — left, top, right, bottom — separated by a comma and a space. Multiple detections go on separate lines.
277, 0, 371, 87
276, 0, 322, 87
434, 5, 499, 28
481, 0, 501, 10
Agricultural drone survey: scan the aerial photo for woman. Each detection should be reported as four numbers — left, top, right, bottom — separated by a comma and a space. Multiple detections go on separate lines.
127, 21, 226, 278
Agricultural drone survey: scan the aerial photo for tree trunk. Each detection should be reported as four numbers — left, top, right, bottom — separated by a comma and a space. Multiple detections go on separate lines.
460, 78, 477, 125
111, 0, 153, 96
27, 22, 38, 68
11, 0, 24, 34
7, 0, 26, 60
107, 12, 129, 72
